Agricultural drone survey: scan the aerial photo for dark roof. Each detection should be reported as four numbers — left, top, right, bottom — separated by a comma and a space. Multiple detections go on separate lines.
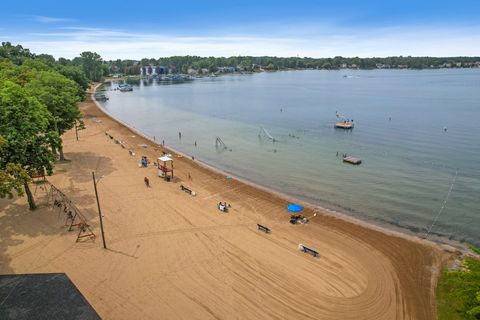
0, 273, 101, 320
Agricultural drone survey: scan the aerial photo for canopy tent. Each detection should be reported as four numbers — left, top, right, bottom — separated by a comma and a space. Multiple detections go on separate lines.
158, 155, 173, 162
287, 203, 304, 212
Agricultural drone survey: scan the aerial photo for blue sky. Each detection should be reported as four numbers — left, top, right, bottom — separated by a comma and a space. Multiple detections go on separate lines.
1, 0, 480, 59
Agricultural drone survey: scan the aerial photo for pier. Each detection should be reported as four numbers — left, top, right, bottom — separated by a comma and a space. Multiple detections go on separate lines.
335, 121, 354, 129
343, 156, 362, 165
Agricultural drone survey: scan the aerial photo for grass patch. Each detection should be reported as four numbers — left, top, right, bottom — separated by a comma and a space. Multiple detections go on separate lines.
437, 258, 480, 320
470, 245, 480, 255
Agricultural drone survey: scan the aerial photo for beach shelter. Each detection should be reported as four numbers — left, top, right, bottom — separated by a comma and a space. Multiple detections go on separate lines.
157, 155, 174, 181
287, 203, 304, 212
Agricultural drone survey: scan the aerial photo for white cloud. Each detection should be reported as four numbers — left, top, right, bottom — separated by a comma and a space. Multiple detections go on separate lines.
31, 15, 73, 23
6, 24, 480, 59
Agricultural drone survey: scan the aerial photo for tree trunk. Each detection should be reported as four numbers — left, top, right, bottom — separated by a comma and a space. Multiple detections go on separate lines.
53, 119, 61, 161
59, 144, 65, 161
24, 181, 36, 210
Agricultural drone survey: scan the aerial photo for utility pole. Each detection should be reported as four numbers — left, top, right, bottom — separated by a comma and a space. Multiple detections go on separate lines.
92, 171, 107, 249
75, 122, 79, 141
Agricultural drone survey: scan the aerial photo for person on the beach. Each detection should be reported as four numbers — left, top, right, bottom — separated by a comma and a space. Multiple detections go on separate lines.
188, 172, 192, 180
144, 177, 150, 187
179, 132, 182, 139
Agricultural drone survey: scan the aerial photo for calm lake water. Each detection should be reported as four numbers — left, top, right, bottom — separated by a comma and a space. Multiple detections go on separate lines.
99, 69, 480, 245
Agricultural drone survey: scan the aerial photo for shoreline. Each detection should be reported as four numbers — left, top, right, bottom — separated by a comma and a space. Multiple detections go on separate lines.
91, 83, 467, 252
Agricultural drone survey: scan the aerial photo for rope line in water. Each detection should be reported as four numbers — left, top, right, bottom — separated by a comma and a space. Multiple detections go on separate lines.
426, 169, 458, 238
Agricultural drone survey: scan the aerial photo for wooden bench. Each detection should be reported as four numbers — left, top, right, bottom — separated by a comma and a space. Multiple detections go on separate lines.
299, 244, 319, 257
257, 224, 271, 233
180, 185, 196, 196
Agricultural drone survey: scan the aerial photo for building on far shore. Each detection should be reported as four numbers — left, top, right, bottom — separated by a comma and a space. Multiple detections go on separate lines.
217, 66, 236, 73
141, 65, 174, 76
376, 63, 391, 69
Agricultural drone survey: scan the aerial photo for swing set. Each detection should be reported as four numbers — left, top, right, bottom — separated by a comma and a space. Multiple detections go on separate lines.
48, 182, 96, 243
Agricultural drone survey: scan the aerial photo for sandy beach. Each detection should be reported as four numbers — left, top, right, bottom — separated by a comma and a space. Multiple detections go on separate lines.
0, 87, 456, 319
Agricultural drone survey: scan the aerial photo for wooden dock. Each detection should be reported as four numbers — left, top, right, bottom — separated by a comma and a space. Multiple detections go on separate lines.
343, 156, 362, 165
335, 122, 354, 129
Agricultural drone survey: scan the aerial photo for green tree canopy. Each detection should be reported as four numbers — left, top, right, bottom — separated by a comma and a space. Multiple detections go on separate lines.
0, 135, 29, 199
0, 81, 60, 209
79, 51, 104, 82
24, 70, 82, 160
0, 42, 34, 65
55, 65, 89, 99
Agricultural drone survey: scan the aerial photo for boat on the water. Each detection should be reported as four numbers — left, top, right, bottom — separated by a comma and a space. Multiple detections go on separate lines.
93, 92, 109, 101
118, 83, 133, 92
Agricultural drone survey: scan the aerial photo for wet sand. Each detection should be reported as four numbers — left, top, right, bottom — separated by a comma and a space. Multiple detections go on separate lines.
0, 87, 456, 319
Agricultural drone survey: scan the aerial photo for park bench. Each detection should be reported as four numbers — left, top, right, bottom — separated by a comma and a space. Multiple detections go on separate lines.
180, 184, 196, 196
257, 224, 271, 233
299, 244, 319, 257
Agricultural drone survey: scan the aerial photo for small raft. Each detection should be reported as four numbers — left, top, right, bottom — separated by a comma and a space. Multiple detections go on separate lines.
343, 156, 362, 165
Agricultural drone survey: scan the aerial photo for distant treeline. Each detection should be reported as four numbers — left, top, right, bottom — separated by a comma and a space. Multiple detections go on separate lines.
108, 55, 480, 75
3, 42, 480, 80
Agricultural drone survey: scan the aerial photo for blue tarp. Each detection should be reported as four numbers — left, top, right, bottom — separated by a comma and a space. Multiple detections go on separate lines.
287, 203, 304, 212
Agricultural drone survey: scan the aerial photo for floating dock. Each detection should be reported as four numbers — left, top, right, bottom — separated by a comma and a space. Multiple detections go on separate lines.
335, 121, 354, 129
343, 156, 362, 165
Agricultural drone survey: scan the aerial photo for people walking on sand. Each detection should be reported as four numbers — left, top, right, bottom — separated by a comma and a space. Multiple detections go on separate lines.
144, 176, 150, 187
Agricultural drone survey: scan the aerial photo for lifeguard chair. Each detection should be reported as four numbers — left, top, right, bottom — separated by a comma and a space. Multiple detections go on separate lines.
157, 155, 174, 181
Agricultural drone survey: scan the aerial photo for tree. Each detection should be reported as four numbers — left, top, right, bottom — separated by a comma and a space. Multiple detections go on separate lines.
0, 136, 30, 199
25, 71, 81, 160
0, 42, 34, 65
55, 65, 89, 100
208, 63, 217, 73
239, 58, 252, 71
0, 162, 30, 199
0, 60, 18, 84
0, 81, 59, 209
79, 51, 103, 82
36, 54, 56, 66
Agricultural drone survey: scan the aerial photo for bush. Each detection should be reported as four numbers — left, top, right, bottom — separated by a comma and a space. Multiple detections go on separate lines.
437, 258, 480, 320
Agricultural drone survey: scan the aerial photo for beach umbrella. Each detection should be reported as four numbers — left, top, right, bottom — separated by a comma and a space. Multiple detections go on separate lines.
287, 203, 304, 212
